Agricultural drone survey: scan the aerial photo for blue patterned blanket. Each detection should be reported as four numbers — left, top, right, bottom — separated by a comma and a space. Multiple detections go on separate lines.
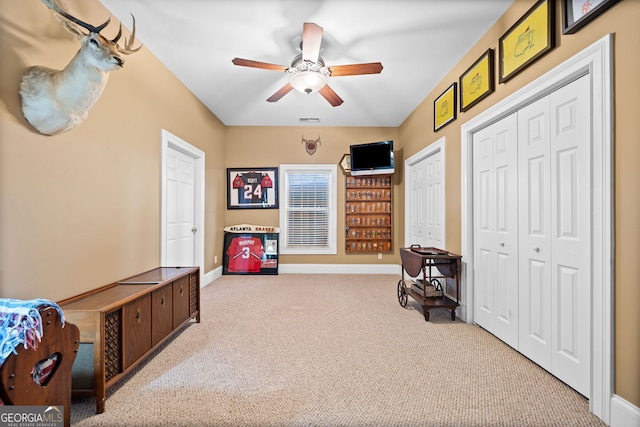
0, 298, 65, 365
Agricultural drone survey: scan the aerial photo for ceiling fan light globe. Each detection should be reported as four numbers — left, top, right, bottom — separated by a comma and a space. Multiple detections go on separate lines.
290, 71, 326, 94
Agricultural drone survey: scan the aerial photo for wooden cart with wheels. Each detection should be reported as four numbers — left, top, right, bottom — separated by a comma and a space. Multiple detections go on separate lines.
397, 246, 462, 321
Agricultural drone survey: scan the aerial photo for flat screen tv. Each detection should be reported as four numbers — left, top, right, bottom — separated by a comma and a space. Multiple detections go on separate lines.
349, 140, 394, 176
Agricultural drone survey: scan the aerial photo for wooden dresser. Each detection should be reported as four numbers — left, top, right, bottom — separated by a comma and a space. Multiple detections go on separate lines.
59, 267, 200, 413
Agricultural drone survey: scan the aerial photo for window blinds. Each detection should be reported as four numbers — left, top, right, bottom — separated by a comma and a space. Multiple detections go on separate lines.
286, 172, 330, 247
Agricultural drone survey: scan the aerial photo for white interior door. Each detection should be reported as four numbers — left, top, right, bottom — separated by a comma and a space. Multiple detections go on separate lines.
463, 36, 612, 420
405, 140, 445, 249
408, 164, 425, 246
472, 113, 519, 348
166, 147, 196, 267
474, 76, 591, 397
518, 94, 553, 370
548, 75, 591, 397
424, 150, 443, 248
161, 130, 205, 280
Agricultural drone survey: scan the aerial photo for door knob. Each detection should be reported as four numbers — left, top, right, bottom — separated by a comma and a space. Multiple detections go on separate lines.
533, 247, 541, 253
191, 227, 198, 233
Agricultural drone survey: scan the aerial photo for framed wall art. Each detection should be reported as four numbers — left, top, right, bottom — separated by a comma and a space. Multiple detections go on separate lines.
562, 0, 620, 34
223, 224, 280, 275
227, 167, 278, 209
499, 0, 555, 83
434, 83, 457, 131
460, 50, 494, 112
339, 154, 351, 174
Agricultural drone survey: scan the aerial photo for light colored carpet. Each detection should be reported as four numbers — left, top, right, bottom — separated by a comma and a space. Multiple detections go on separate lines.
70, 274, 605, 426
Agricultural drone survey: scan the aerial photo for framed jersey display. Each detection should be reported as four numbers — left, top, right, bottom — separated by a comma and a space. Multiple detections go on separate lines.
223, 224, 279, 275
227, 167, 278, 209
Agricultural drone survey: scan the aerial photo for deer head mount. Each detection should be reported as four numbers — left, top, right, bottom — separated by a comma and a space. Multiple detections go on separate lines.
302, 135, 321, 155
19, 0, 141, 136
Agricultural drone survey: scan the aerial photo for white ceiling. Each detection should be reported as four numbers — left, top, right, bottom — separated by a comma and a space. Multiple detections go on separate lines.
98, 0, 514, 127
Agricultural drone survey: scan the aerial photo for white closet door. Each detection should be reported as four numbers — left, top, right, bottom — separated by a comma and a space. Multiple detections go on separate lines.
472, 75, 593, 396
408, 162, 426, 246
473, 113, 519, 348
548, 75, 591, 397
518, 95, 553, 370
407, 149, 444, 248
424, 150, 443, 248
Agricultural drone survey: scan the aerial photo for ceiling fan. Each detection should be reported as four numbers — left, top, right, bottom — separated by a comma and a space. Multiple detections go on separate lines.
231, 22, 383, 107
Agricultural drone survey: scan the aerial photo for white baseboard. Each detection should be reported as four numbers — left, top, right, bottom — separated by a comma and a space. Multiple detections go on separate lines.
611, 395, 640, 427
202, 266, 222, 287
204, 264, 400, 284
279, 263, 402, 275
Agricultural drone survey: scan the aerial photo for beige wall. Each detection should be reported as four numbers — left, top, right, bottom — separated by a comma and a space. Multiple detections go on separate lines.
1, 0, 638, 411
0, 0, 226, 301
399, 0, 640, 409
224, 126, 400, 265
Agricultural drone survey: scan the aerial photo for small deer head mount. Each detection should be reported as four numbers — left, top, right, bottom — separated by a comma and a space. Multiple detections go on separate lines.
19, 0, 141, 136
302, 135, 321, 155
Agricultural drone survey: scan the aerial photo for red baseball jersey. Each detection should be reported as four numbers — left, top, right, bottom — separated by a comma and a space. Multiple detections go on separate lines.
226, 236, 265, 272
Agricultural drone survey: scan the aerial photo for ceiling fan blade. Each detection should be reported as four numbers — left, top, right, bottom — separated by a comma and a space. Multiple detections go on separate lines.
302, 22, 323, 63
267, 83, 294, 102
328, 62, 384, 77
318, 84, 344, 107
232, 58, 288, 72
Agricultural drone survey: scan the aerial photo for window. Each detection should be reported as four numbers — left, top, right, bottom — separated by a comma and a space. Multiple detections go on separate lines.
279, 164, 337, 254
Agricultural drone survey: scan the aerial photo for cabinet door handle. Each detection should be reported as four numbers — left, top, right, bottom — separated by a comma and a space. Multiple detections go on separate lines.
161, 295, 166, 308
136, 308, 142, 323
180, 285, 184, 296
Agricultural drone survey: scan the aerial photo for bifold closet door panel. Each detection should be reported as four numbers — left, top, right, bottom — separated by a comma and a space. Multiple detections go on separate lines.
515, 74, 592, 397
548, 75, 591, 398
517, 94, 553, 370
472, 112, 519, 349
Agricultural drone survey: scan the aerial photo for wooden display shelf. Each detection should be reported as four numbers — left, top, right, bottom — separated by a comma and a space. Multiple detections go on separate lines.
345, 174, 393, 253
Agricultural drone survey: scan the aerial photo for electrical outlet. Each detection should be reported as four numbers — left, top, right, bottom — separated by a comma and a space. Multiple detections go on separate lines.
377, 253, 383, 260
214, 255, 218, 264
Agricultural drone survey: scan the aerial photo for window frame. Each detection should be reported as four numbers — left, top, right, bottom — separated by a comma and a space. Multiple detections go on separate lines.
279, 164, 337, 255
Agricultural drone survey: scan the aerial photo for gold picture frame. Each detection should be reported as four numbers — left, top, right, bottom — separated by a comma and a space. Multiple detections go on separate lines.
499, 0, 555, 83
434, 83, 457, 131
460, 49, 494, 112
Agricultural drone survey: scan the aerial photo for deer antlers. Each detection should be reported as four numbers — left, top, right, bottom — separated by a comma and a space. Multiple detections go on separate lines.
111, 15, 140, 54
19, 0, 142, 135
41, 0, 141, 54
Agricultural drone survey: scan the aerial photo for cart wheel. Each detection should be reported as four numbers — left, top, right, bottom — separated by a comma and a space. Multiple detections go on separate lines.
397, 280, 408, 308
451, 310, 456, 321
